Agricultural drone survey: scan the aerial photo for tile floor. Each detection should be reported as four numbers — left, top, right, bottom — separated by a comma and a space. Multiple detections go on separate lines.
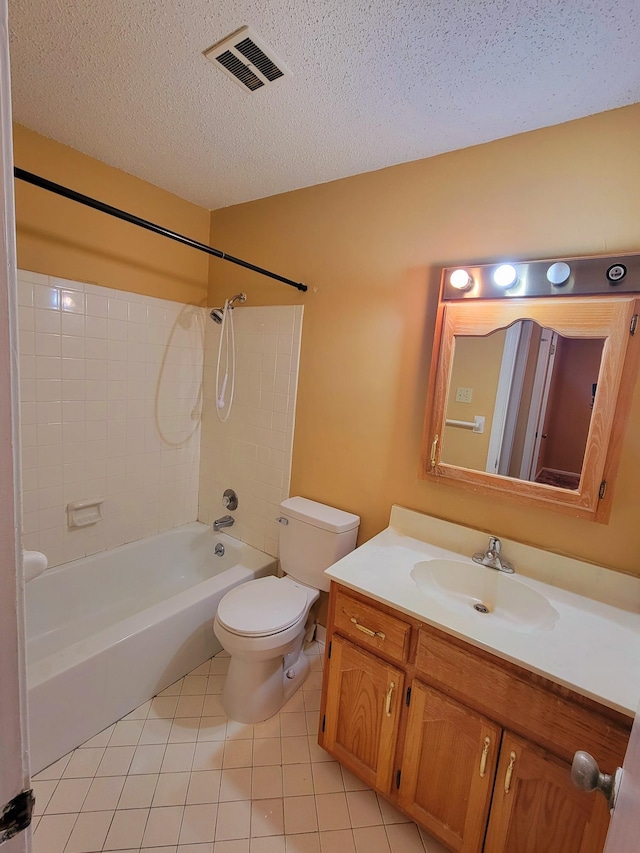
31, 642, 447, 853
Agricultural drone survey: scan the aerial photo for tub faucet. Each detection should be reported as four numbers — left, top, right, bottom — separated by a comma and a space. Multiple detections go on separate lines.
213, 515, 235, 532
472, 536, 514, 573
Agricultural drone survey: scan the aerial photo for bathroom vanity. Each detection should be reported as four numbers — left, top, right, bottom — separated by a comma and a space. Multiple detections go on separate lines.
317, 506, 640, 853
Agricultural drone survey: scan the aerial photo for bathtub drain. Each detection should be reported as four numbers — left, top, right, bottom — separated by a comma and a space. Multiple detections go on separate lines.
473, 602, 490, 614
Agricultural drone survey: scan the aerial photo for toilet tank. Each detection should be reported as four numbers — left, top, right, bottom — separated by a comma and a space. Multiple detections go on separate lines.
278, 497, 360, 592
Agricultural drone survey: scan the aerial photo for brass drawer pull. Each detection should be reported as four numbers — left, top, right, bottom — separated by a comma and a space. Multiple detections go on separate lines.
385, 681, 396, 716
504, 751, 516, 794
350, 617, 386, 641
479, 736, 490, 778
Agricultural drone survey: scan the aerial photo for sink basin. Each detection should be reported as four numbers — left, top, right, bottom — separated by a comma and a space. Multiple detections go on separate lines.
410, 559, 559, 633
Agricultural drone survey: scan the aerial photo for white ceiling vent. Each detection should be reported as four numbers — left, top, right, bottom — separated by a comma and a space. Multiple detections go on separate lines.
204, 26, 290, 93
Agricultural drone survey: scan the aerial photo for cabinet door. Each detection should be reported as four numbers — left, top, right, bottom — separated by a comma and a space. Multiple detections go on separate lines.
485, 731, 611, 853
322, 635, 404, 792
398, 681, 501, 853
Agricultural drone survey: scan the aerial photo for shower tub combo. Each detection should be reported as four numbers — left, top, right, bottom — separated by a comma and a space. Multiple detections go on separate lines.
26, 522, 276, 774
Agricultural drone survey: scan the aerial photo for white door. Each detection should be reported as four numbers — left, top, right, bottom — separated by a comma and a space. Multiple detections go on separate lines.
604, 700, 640, 852
0, 2, 31, 850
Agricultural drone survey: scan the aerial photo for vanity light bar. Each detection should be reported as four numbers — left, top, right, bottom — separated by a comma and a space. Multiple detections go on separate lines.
442, 252, 640, 301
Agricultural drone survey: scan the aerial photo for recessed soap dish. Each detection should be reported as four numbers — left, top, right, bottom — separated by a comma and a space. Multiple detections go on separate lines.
67, 498, 104, 529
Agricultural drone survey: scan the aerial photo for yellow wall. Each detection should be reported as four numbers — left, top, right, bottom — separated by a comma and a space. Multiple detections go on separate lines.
209, 104, 640, 576
13, 125, 210, 304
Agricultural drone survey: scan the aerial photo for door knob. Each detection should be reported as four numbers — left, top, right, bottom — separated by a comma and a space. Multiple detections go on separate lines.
571, 751, 621, 811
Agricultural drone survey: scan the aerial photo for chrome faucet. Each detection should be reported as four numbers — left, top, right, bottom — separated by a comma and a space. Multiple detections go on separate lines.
213, 515, 235, 532
472, 536, 514, 573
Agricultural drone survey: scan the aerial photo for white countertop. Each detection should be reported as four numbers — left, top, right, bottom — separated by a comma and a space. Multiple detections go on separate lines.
325, 506, 640, 717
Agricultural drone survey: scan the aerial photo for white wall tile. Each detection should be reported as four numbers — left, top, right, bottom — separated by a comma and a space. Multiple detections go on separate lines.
17, 271, 205, 567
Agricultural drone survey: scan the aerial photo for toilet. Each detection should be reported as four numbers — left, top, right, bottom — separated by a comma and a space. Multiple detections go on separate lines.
213, 497, 360, 722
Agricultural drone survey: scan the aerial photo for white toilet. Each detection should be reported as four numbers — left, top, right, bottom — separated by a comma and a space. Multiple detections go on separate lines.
213, 497, 360, 722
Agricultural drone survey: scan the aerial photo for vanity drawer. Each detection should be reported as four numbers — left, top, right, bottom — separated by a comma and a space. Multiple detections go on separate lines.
415, 626, 630, 768
333, 588, 411, 664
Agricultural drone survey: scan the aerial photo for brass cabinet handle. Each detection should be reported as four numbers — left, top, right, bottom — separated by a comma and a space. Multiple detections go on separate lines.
385, 681, 396, 717
350, 617, 386, 641
479, 736, 490, 778
504, 751, 516, 794
430, 434, 439, 468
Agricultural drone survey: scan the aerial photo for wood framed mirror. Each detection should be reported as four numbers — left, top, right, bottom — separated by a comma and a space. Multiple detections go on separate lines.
421, 255, 640, 523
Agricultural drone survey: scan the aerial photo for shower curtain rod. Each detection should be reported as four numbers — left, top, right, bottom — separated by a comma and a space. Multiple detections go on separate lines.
13, 168, 308, 292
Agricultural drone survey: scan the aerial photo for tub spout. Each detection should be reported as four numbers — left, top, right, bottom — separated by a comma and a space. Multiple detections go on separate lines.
213, 515, 235, 532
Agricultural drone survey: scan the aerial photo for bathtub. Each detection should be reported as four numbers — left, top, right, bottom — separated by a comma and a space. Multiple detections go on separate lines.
26, 522, 276, 773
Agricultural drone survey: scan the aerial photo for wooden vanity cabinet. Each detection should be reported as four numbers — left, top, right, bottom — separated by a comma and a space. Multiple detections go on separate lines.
318, 583, 631, 853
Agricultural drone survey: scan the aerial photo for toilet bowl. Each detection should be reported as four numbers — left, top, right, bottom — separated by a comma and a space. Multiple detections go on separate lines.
214, 497, 360, 723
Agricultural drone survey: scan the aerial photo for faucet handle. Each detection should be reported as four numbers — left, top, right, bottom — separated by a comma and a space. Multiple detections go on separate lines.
488, 536, 501, 553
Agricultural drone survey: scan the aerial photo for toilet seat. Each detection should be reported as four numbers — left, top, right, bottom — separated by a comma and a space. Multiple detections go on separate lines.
217, 576, 310, 638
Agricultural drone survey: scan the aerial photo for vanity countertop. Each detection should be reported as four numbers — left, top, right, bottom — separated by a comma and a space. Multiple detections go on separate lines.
325, 506, 640, 717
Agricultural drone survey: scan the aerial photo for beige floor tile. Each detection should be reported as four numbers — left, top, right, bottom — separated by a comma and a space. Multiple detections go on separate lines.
280, 713, 307, 738
251, 798, 285, 837
170, 717, 202, 744
32, 779, 57, 815
339, 768, 369, 792
226, 720, 254, 741
282, 763, 313, 798
162, 742, 197, 773
253, 737, 282, 767
311, 762, 343, 794
32, 813, 77, 853
64, 809, 113, 853
207, 674, 226, 694
253, 716, 281, 740
280, 692, 305, 714
81, 775, 126, 812
252, 765, 283, 800
418, 825, 449, 853
44, 777, 91, 814
376, 795, 411, 825
130, 744, 166, 775
212, 840, 249, 853
33, 753, 72, 781
149, 695, 180, 718
95, 745, 136, 777
187, 770, 222, 805
123, 700, 152, 720
219, 768, 253, 803
140, 717, 174, 745
250, 836, 286, 853
318, 829, 355, 853
203, 694, 226, 716
192, 741, 225, 771
158, 678, 184, 697
182, 675, 209, 696
303, 692, 321, 713
385, 823, 427, 853
81, 724, 116, 748
215, 800, 252, 841
176, 695, 206, 719
284, 832, 321, 853
346, 790, 383, 827
198, 716, 229, 742
315, 793, 351, 832
281, 737, 310, 765
283, 795, 318, 835
153, 771, 191, 806
142, 804, 184, 847
118, 773, 159, 809
353, 826, 390, 853
189, 660, 212, 677
62, 747, 105, 778
108, 719, 145, 747
103, 807, 149, 850
306, 737, 332, 764
209, 658, 230, 676
223, 739, 254, 769
305, 712, 319, 736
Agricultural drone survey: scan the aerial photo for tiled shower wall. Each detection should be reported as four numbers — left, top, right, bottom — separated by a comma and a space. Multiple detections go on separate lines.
198, 306, 303, 556
17, 271, 303, 567
17, 270, 205, 568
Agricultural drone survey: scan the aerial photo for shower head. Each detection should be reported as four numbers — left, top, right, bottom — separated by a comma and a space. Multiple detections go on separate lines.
209, 292, 247, 323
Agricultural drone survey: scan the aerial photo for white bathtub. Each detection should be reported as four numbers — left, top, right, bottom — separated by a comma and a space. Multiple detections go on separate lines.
26, 522, 276, 773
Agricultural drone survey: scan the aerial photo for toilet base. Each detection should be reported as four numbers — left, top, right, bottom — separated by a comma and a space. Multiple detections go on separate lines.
221, 636, 311, 723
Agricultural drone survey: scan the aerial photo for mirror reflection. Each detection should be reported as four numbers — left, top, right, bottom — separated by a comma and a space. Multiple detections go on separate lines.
441, 321, 605, 489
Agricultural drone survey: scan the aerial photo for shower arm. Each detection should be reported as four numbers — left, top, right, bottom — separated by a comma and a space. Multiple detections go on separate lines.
14, 168, 308, 292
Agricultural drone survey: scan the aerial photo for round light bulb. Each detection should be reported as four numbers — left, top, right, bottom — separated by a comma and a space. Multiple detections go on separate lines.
449, 269, 472, 290
546, 262, 571, 286
493, 264, 518, 288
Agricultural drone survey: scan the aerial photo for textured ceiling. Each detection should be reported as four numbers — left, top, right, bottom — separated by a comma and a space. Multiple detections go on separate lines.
8, 0, 640, 210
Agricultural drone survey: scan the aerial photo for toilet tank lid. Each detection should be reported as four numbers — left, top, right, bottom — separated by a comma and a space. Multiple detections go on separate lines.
280, 497, 360, 533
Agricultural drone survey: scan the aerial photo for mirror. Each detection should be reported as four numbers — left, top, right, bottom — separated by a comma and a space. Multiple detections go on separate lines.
441, 321, 605, 490
422, 294, 640, 522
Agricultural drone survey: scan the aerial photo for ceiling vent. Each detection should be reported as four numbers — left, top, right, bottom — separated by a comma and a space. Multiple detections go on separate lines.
204, 26, 290, 92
